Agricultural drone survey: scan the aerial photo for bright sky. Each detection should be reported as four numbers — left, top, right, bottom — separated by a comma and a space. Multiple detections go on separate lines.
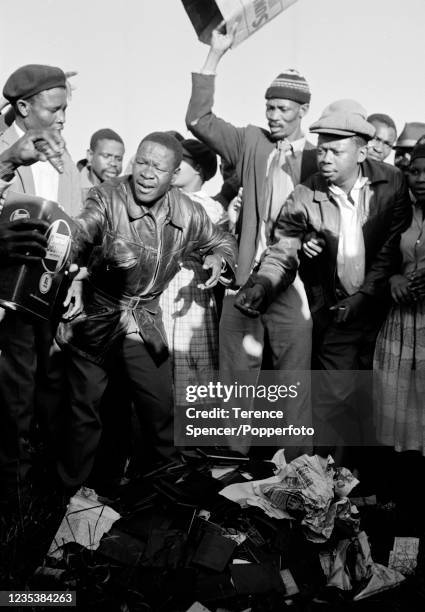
1, 0, 424, 193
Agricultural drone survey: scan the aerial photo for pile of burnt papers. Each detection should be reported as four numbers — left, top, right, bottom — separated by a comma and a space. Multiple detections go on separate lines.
31, 448, 423, 611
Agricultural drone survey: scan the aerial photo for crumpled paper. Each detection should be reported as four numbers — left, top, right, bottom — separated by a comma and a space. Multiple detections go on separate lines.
219, 453, 360, 541
48, 487, 120, 559
353, 532, 405, 600
320, 531, 405, 599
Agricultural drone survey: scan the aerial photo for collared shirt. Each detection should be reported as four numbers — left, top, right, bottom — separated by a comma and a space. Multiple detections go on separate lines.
14, 123, 59, 202
328, 174, 370, 295
80, 164, 100, 199
255, 136, 306, 265
190, 190, 224, 224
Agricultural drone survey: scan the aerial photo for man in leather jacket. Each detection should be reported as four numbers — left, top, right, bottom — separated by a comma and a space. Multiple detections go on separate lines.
57, 131, 237, 489
235, 101, 412, 475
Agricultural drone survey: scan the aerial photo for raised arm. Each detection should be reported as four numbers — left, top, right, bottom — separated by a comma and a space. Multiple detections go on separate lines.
186, 26, 246, 168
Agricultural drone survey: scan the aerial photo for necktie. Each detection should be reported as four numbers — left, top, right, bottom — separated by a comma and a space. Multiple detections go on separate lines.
264, 139, 295, 234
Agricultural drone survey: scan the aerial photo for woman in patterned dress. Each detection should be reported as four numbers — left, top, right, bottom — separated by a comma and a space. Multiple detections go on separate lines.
160, 139, 226, 412
374, 144, 425, 454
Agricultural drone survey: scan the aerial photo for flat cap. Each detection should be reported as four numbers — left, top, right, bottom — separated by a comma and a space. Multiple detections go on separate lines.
395, 122, 425, 149
3, 64, 66, 102
182, 138, 217, 182
310, 99, 375, 140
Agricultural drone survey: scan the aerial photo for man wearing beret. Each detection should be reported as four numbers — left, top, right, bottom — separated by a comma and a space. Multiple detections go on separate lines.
0, 64, 82, 499
56, 132, 237, 489
186, 27, 316, 453
236, 101, 412, 476
0, 64, 81, 215
0, 127, 68, 505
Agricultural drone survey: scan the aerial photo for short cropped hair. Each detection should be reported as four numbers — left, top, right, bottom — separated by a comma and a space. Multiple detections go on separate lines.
139, 131, 183, 169
90, 128, 124, 151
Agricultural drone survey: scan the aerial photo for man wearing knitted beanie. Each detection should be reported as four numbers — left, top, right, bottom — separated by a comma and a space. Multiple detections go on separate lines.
186, 25, 316, 457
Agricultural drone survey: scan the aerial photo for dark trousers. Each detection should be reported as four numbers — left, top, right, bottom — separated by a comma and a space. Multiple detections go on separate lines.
58, 332, 177, 488
0, 310, 64, 488
313, 308, 385, 460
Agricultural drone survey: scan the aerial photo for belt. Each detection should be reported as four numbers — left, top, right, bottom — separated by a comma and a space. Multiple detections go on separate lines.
90, 282, 159, 312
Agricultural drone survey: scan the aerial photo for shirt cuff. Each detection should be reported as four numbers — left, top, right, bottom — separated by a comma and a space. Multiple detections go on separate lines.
0, 177, 14, 208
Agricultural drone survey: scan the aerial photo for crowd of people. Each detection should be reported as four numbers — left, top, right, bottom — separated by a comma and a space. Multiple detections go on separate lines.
1, 25, 425, 515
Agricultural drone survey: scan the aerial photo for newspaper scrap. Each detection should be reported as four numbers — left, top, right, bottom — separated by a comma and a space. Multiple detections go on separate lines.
326, 539, 353, 590
353, 563, 405, 601
220, 454, 361, 540
48, 487, 120, 559
258, 454, 339, 541
388, 537, 420, 576
219, 474, 292, 519
181, 0, 298, 48
320, 532, 405, 600
333, 466, 359, 498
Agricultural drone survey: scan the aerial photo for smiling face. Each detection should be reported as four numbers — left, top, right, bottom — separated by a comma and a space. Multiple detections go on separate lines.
17, 87, 67, 131
265, 98, 307, 141
132, 140, 179, 205
367, 121, 397, 162
407, 157, 425, 202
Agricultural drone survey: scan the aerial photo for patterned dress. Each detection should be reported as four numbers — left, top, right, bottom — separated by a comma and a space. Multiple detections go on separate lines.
373, 203, 425, 453
160, 190, 224, 410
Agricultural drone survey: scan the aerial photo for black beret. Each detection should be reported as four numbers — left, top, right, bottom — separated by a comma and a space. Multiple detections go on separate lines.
182, 138, 217, 182
3, 64, 66, 102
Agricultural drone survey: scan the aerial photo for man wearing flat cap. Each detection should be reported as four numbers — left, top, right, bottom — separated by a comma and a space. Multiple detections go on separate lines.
186, 27, 316, 454
236, 100, 412, 477
0, 64, 82, 499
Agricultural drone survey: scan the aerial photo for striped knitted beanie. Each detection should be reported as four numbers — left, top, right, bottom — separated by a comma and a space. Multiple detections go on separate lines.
265, 69, 311, 105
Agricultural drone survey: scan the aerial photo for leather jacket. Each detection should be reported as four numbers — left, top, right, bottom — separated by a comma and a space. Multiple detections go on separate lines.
250, 158, 412, 314
58, 176, 237, 364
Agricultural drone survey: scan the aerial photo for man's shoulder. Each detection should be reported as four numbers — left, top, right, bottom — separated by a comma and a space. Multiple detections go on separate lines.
169, 186, 201, 212
244, 124, 274, 144
295, 171, 323, 195
168, 186, 213, 227
362, 158, 403, 184
95, 175, 129, 194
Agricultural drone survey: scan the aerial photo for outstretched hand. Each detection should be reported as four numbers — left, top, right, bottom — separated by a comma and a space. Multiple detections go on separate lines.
198, 253, 223, 289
